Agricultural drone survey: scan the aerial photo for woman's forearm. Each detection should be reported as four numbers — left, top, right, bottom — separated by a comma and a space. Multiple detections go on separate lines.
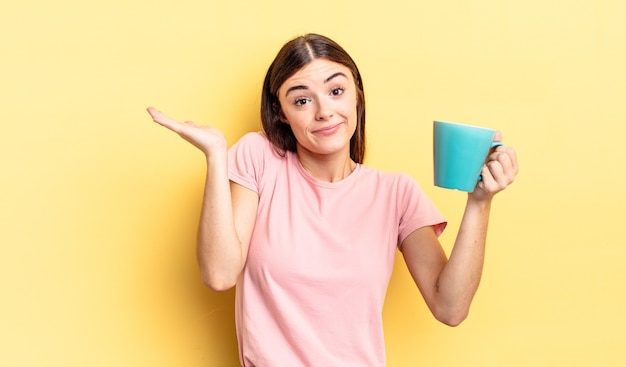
435, 197, 492, 325
196, 152, 245, 291
146, 107, 249, 291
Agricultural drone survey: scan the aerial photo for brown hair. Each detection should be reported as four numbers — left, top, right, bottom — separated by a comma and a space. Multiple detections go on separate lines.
260, 33, 366, 163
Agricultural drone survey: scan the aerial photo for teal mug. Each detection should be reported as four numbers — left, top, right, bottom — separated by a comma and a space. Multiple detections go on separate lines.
433, 120, 503, 192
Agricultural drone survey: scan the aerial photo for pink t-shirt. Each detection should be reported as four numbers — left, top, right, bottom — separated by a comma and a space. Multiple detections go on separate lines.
228, 132, 446, 367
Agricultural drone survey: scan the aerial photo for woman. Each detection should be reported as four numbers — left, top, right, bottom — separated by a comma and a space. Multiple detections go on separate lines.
148, 33, 518, 367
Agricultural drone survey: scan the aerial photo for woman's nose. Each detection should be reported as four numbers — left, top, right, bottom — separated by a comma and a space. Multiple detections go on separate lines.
315, 99, 333, 121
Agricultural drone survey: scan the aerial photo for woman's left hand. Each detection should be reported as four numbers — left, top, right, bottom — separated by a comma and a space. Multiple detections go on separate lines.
470, 131, 519, 201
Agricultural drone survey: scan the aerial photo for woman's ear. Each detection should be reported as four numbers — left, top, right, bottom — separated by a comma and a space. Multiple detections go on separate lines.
273, 102, 289, 124
279, 113, 289, 124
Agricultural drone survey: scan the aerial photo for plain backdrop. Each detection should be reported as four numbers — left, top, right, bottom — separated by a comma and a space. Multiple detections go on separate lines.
2, 0, 625, 366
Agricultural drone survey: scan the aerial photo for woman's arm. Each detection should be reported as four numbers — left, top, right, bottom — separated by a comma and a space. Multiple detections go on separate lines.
401, 141, 518, 326
147, 107, 258, 291
196, 155, 258, 291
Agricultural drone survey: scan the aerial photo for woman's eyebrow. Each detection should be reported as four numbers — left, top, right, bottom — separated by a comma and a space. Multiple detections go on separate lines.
285, 84, 308, 96
284, 72, 348, 96
325, 71, 348, 83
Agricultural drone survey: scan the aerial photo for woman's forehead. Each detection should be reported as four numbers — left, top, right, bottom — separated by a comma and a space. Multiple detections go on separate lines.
280, 59, 352, 90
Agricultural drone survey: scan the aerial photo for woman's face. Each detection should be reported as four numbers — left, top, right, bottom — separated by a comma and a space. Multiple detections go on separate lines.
277, 58, 358, 159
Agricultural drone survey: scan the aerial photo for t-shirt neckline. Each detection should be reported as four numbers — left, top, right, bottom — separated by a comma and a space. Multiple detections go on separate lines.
290, 151, 362, 189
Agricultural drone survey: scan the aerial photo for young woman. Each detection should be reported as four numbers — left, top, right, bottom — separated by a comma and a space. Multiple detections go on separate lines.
148, 33, 518, 367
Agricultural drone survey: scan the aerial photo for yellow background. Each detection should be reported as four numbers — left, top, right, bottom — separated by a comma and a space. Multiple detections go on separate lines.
2, 0, 625, 366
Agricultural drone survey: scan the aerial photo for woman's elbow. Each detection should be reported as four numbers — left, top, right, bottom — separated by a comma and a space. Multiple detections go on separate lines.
434, 307, 469, 327
201, 272, 237, 292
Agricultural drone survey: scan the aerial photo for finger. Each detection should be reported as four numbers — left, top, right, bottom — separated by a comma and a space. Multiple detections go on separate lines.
492, 157, 519, 193
478, 164, 497, 192
147, 107, 184, 132
505, 146, 519, 175
147, 107, 176, 125
491, 146, 518, 177
488, 159, 506, 183
476, 167, 507, 198
488, 133, 504, 156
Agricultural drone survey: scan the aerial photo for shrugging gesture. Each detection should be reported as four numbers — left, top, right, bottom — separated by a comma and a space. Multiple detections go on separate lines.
147, 107, 227, 155
147, 106, 258, 291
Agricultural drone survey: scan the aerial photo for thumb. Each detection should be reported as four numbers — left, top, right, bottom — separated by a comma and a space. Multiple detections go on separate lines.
493, 130, 503, 142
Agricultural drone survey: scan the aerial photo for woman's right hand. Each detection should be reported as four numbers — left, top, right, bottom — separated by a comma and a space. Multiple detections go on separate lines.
147, 107, 227, 155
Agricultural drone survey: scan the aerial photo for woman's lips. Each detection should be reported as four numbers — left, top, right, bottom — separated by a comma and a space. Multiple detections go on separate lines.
313, 122, 342, 135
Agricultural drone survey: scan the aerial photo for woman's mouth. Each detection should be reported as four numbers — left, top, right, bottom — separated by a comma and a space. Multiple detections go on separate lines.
313, 122, 342, 136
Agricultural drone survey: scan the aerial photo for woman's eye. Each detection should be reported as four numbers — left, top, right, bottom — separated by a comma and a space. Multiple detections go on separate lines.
294, 98, 310, 106
331, 87, 344, 96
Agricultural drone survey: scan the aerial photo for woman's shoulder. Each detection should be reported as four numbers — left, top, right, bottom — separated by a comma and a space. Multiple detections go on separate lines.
357, 166, 431, 201
236, 131, 269, 146
229, 131, 287, 176
231, 132, 276, 156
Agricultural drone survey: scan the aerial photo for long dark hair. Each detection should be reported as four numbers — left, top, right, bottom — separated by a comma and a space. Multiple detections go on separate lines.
260, 33, 366, 163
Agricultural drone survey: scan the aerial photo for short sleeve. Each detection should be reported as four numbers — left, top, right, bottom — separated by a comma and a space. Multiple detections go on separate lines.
396, 174, 447, 247
228, 132, 271, 193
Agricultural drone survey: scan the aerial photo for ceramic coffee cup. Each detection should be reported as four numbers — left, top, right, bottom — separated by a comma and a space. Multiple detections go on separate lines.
433, 120, 503, 192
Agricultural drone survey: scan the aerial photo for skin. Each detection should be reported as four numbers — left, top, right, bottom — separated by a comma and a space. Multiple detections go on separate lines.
401, 139, 517, 326
277, 59, 358, 182
147, 58, 519, 326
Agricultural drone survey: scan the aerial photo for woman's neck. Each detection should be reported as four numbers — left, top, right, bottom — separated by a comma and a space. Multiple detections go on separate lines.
296, 147, 357, 183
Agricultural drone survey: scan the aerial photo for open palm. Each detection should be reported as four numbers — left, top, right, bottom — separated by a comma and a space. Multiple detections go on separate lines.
147, 107, 227, 154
